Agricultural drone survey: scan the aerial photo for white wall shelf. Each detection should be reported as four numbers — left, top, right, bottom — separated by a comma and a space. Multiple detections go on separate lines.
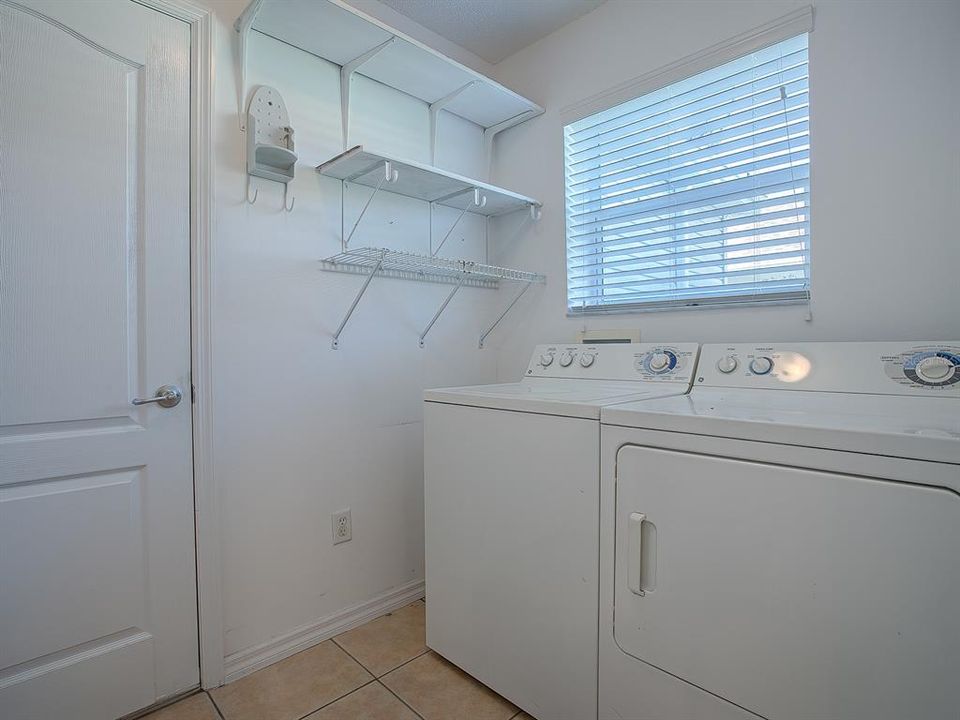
319, 146, 543, 263
320, 247, 545, 349
318, 146, 542, 219
235, 0, 544, 166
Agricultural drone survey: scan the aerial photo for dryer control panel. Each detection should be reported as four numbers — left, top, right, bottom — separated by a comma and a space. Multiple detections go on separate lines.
526, 343, 700, 384
697, 342, 960, 395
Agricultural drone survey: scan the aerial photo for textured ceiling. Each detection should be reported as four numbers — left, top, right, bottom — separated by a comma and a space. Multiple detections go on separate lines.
376, 0, 607, 63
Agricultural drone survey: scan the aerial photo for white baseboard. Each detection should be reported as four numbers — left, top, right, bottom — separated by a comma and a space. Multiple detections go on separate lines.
222, 579, 425, 684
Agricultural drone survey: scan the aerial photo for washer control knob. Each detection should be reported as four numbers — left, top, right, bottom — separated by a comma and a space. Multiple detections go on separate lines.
579, 353, 596, 368
749, 356, 774, 375
649, 352, 671, 372
559, 351, 574, 367
716, 355, 739, 374
539, 353, 554, 367
916, 355, 953, 381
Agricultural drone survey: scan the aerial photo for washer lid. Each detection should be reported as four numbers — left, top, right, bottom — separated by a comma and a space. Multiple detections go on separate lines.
425, 378, 690, 419
602, 388, 960, 463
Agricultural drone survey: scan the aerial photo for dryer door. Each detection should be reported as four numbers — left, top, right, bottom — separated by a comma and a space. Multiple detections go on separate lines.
614, 445, 960, 720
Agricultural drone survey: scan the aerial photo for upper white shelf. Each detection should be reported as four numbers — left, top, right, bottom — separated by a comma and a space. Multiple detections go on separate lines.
242, 0, 544, 130
318, 146, 541, 218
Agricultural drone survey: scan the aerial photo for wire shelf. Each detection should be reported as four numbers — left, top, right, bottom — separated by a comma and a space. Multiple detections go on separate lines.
320, 247, 546, 289
320, 247, 545, 349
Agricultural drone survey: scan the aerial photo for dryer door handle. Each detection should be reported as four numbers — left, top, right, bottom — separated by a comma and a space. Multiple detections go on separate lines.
628, 512, 646, 596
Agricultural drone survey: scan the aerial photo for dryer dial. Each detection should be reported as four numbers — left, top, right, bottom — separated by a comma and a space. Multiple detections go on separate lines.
651, 354, 670, 371
643, 350, 677, 374
902, 351, 960, 386
916, 355, 954, 382
579, 353, 596, 368
539, 353, 554, 367
717, 355, 739, 374
749, 356, 773, 375
559, 351, 574, 367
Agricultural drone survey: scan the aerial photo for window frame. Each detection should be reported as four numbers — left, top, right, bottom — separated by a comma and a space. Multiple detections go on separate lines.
561, 7, 814, 316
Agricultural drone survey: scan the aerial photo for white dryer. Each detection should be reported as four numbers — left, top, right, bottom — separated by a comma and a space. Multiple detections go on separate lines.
599, 342, 960, 720
424, 342, 699, 720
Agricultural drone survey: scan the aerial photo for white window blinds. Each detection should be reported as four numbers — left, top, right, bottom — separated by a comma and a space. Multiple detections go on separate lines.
564, 34, 810, 313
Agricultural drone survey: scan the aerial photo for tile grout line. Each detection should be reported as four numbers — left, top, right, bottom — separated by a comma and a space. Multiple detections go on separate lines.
330, 635, 430, 719
330, 635, 430, 680
266, 636, 380, 720
376, 647, 432, 679
209, 638, 382, 720
292, 678, 380, 720
330, 635, 375, 675
205, 690, 227, 720
375, 679, 426, 720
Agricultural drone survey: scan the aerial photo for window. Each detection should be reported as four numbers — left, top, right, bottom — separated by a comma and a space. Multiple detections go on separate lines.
564, 34, 810, 313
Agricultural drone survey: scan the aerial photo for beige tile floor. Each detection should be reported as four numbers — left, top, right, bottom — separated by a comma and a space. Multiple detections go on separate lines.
143, 600, 535, 720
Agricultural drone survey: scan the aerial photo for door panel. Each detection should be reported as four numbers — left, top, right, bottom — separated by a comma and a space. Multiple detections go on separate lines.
614, 446, 960, 720
0, 2, 141, 426
1, 470, 146, 670
0, 1, 196, 717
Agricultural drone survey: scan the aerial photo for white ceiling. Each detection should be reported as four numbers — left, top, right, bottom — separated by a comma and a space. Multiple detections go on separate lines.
376, 0, 607, 63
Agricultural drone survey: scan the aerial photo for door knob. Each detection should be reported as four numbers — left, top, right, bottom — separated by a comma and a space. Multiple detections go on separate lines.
132, 384, 183, 408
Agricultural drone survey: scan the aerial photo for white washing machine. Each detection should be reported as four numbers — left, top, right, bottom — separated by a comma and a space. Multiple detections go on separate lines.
598, 342, 960, 720
424, 342, 699, 720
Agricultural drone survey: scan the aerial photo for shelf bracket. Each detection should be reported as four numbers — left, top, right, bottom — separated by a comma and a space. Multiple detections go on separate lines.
344, 161, 399, 249
341, 37, 396, 150
429, 82, 475, 164
529, 203, 542, 221
419, 275, 466, 348
482, 109, 540, 179
331, 252, 385, 350
234, 0, 265, 130
431, 188, 486, 257
478, 280, 533, 349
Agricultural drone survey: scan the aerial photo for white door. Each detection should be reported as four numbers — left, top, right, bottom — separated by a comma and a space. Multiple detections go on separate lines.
0, 1, 197, 718
614, 446, 960, 720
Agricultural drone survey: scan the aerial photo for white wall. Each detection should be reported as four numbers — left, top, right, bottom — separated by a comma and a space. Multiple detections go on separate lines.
202, 0, 513, 671
490, 0, 960, 379
195, 0, 960, 677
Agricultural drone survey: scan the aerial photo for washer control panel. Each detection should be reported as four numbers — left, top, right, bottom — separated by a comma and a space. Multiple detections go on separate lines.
698, 342, 960, 395
526, 343, 699, 383
884, 349, 960, 388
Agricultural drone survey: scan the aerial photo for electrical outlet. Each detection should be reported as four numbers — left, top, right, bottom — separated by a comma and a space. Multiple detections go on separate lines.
332, 509, 352, 545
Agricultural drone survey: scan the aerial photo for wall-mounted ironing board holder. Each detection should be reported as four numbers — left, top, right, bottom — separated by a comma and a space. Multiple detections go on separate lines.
246, 85, 297, 211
